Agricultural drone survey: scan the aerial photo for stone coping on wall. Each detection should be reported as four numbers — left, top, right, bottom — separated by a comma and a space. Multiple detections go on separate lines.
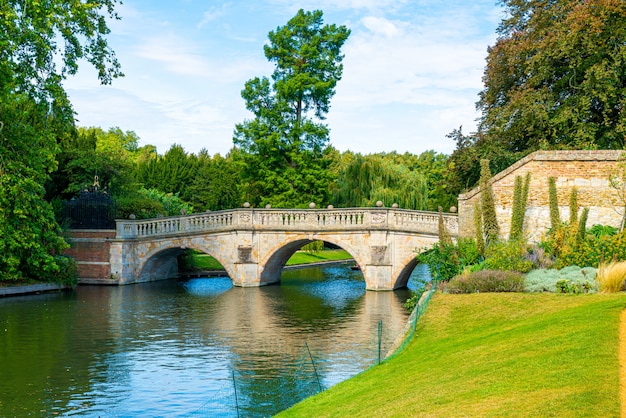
458, 150, 625, 201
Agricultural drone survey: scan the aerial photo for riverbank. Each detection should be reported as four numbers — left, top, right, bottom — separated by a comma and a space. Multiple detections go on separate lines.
0, 282, 71, 297
279, 292, 626, 417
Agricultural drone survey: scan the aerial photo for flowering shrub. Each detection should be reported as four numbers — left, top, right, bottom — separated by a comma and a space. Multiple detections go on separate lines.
444, 269, 525, 294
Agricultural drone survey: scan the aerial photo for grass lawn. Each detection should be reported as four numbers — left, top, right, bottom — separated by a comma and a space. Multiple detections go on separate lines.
285, 249, 353, 266
188, 249, 353, 270
279, 292, 626, 417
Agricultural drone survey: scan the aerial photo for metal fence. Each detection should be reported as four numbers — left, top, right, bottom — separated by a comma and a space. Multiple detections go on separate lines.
62, 190, 116, 229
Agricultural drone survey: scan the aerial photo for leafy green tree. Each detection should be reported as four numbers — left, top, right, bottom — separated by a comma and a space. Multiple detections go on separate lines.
135, 144, 195, 200
0, 0, 122, 282
449, 1, 626, 194
186, 151, 241, 211
116, 187, 193, 219
478, 0, 626, 152
48, 127, 138, 200
330, 152, 429, 209
233, 9, 350, 207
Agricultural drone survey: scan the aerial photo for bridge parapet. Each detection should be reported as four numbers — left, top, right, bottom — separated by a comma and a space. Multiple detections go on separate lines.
116, 208, 458, 239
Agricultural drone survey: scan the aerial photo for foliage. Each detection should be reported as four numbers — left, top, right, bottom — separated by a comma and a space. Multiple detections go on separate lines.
418, 238, 480, 281
116, 187, 193, 219
46, 255, 79, 286
402, 278, 430, 312
0, 96, 71, 282
588, 224, 617, 238
185, 151, 241, 211
524, 266, 597, 293
569, 187, 579, 227
48, 126, 139, 200
233, 9, 350, 208
330, 152, 431, 209
552, 228, 626, 268
301, 240, 324, 254
577, 207, 589, 241
135, 144, 195, 199
555, 279, 595, 294
525, 244, 555, 270
596, 261, 626, 293
473, 202, 485, 256
482, 240, 534, 273
479, 159, 499, 245
510, 173, 531, 240
437, 207, 452, 245
444, 270, 525, 294
0, 0, 122, 117
477, 0, 626, 153
0, 0, 121, 282
448, 0, 626, 196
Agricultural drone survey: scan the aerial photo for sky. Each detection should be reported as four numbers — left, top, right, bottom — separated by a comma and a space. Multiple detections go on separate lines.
64, 0, 504, 157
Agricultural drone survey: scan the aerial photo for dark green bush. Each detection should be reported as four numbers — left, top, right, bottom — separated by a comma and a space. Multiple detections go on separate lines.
418, 238, 479, 281
444, 269, 525, 294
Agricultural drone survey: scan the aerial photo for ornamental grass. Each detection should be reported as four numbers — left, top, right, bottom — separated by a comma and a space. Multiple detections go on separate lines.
596, 261, 626, 293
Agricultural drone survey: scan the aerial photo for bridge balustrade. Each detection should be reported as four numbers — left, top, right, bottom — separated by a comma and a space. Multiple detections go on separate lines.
115, 208, 458, 239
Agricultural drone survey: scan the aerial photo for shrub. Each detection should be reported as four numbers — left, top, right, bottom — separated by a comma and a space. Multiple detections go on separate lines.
596, 261, 626, 293
482, 240, 533, 273
44, 255, 79, 286
444, 269, 525, 294
588, 224, 618, 238
556, 230, 626, 268
525, 245, 555, 269
524, 266, 597, 293
418, 238, 479, 281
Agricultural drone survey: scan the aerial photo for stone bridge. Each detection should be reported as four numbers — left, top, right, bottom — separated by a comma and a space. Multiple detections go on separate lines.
109, 207, 458, 291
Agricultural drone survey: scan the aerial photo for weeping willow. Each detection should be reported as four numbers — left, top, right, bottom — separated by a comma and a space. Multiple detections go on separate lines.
330, 153, 429, 209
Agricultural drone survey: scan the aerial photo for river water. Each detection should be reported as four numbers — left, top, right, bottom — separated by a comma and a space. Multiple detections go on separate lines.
0, 264, 428, 417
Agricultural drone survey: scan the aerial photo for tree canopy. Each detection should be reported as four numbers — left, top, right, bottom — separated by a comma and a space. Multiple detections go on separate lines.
448, 0, 626, 194
0, 0, 122, 283
233, 9, 350, 207
479, 0, 626, 151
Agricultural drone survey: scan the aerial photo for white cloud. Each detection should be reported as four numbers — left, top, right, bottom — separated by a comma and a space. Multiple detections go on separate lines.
361, 16, 401, 38
197, 5, 228, 29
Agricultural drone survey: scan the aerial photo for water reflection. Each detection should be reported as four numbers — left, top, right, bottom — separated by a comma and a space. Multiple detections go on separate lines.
0, 264, 426, 416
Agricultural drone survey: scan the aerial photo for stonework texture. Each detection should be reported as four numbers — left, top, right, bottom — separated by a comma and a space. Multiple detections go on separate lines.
458, 150, 625, 242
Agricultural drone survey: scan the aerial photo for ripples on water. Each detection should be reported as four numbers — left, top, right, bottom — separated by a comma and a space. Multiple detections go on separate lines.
0, 264, 429, 417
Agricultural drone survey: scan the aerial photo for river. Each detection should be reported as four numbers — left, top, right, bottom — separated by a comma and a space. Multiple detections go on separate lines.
0, 263, 429, 417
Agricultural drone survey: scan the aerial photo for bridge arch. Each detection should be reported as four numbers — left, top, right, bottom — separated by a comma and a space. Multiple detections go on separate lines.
135, 238, 234, 282
259, 234, 370, 287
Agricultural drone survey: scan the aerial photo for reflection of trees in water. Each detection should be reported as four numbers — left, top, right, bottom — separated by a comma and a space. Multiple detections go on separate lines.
0, 266, 412, 417
0, 290, 116, 415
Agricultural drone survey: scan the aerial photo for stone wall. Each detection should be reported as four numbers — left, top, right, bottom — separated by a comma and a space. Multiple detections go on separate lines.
458, 150, 625, 242
64, 230, 116, 281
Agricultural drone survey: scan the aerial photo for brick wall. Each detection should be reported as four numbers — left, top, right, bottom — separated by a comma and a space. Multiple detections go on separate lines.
64, 230, 115, 279
458, 150, 625, 242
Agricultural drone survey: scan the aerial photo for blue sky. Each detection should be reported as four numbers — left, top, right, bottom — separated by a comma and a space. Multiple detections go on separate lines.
65, 0, 503, 156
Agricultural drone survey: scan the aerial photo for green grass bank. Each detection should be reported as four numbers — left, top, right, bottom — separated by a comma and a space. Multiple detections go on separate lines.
279, 293, 626, 417
185, 249, 353, 271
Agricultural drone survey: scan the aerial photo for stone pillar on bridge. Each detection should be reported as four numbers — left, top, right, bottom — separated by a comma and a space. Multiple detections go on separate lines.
229, 244, 263, 287
109, 240, 138, 284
